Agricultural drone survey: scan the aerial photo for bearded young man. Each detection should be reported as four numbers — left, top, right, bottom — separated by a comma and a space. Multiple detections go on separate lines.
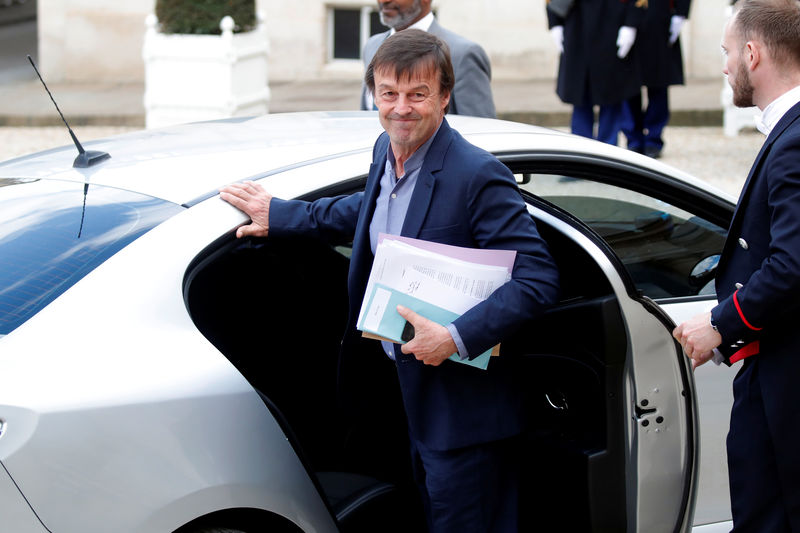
359, 0, 496, 118
673, 0, 800, 530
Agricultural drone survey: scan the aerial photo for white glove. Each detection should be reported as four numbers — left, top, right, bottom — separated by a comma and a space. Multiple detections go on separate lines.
616, 26, 637, 59
669, 15, 686, 45
550, 25, 564, 54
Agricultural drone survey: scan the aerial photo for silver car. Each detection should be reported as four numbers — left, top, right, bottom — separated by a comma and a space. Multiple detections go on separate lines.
0, 112, 735, 532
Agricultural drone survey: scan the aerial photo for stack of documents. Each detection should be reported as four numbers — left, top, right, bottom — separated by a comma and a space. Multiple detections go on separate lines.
357, 234, 516, 370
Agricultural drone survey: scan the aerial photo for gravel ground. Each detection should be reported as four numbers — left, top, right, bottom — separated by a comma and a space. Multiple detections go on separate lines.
0, 124, 764, 197
658, 126, 762, 197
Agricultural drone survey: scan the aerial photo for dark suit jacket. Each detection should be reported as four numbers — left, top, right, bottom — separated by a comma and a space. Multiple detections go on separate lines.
712, 100, 800, 430
635, 0, 691, 88
360, 19, 496, 118
269, 119, 559, 450
547, 0, 646, 106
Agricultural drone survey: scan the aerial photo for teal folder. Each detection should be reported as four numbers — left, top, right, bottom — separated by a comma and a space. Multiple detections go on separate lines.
358, 283, 492, 370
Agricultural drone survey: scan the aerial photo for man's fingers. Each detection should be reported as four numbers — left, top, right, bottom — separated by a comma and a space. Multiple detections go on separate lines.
220, 191, 246, 209
236, 221, 268, 239
220, 181, 271, 239
396, 305, 421, 324
692, 353, 711, 370
236, 223, 255, 239
220, 181, 263, 204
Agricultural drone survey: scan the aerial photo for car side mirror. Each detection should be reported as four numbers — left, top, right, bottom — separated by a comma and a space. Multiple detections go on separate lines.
689, 254, 721, 289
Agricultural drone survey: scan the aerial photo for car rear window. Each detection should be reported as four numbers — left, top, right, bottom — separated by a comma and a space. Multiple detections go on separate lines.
0, 178, 184, 336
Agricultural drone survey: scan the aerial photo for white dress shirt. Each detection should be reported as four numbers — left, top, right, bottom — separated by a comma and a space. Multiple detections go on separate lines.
755, 85, 800, 136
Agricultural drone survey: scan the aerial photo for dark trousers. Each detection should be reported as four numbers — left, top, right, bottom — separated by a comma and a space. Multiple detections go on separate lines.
727, 360, 800, 532
622, 86, 669, 152
410, 435, 520, 533
571, 103, 624, 146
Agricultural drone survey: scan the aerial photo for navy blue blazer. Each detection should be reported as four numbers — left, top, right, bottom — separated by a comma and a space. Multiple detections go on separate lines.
713, 102, 800, 353
270, 119, 559, 450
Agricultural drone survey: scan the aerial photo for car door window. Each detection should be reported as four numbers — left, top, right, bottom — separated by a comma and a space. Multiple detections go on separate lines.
517, 174, 727, 300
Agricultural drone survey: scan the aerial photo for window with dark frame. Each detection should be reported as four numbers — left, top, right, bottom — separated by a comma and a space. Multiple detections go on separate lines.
332, 8, 361, 60
330, 7, 389, 61
369, 11, 388, 36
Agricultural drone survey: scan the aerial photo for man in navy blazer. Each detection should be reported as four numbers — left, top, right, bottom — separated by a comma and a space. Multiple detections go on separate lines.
222, 30, 559, 532
360, 0, 496, 118
673, 1, 800, 529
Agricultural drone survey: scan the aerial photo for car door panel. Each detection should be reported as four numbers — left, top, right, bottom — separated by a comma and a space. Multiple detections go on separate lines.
526, 204, 697, 532
505, 155, 735, 531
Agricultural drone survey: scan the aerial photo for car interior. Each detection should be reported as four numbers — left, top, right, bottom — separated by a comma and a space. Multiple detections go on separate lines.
184, 184, 634, 532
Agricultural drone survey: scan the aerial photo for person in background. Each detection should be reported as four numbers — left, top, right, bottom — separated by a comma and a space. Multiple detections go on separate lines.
622, 0, 692, 158
547, 0, 646, 145
673, 1, 800, 530
360, 0, 496, 118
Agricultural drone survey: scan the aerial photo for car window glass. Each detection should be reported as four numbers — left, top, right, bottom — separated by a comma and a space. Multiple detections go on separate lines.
517, 173, 726, 300
0, 178, 184, 335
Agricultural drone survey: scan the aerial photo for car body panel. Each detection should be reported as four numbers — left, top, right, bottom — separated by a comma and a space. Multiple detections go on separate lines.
0, 197, 338, 533
0, 461, 48, 533
661, 298, 739, 527
693, 522, 735, 532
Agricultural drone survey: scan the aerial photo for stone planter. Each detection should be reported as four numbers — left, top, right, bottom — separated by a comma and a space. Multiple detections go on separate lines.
143, 13, 270, 129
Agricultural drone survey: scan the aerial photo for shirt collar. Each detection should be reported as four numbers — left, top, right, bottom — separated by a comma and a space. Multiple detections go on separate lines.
389, 12, 434, 36
756, 85, 800, 136
386, 121, 443, 179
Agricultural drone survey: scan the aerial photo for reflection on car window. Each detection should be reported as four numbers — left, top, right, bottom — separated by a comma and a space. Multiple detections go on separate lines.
0, 178, 184, 335
518, 174, 726, 300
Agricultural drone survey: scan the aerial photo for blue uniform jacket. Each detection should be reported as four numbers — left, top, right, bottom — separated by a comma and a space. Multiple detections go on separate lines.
713, 102, 800, 355
269, 119, 560, 450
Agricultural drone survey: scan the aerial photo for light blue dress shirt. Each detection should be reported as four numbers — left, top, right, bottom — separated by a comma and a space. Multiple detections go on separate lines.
368, 125, 468, 361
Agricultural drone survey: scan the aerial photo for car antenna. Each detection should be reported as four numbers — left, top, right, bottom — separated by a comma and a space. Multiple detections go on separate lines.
27, 55, 110, 169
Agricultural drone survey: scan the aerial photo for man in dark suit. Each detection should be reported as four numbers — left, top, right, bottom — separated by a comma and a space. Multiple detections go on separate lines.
673, 1, 800, 530
360, 0, 496, 118
547, 0, 646, 145
222, 30, 559, 532
622, 0, 692, 158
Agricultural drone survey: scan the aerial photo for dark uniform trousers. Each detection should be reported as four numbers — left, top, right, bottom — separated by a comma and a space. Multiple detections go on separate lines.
622, 86, 669, 153
572, 102, 625, 146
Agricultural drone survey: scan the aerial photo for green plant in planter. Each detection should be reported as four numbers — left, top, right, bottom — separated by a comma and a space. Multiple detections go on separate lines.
155, 0, 256, 35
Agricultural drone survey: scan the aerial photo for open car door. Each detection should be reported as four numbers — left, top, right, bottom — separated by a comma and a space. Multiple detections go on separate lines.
517, 197, 698, 531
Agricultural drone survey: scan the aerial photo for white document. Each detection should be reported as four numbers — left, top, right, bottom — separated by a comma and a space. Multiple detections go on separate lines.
386, 239, 510, 300
394, 267, 483, 315
357, 236, 512, 327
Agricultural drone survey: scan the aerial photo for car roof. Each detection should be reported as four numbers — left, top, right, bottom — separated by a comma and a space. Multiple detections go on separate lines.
0, 111, 728, 206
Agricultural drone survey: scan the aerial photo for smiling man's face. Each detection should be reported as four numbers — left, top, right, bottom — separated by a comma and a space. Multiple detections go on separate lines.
373, 64, 449, 160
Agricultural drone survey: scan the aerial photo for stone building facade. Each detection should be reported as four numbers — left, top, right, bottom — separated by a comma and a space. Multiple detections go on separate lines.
35, 0, 730, 84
